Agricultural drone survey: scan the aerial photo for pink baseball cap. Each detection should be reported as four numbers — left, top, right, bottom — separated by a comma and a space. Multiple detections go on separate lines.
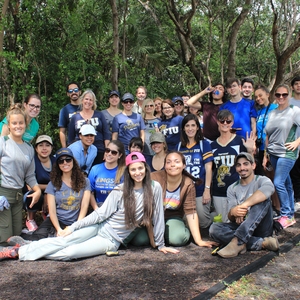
125, 152, 146, 166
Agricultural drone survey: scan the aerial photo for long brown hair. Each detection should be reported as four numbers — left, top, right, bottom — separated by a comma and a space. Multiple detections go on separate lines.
108, 140, 126, 184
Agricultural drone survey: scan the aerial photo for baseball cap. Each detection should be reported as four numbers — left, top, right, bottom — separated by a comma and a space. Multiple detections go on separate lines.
172, 96, 184, 103
56, 148, 74, 160
125, 152, 146, 166
79, 124, 97, 136
109, 90, 120, 98
122, 93, 135, 102
35, 135, 53, 146
150, 132, 166, 144
235, 152, 255, 164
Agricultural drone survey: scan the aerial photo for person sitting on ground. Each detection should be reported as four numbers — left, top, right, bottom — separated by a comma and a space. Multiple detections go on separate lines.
0, 152, 179, 261
7, 148, 90, 243
209, 152, 279, 258
128, 137, 144, 153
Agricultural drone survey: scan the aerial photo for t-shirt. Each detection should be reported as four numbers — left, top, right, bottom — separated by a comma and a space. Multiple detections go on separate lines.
289, 98, 300, 138
165, 186, 181, 210
34, 154, 56, 184
101, 109, 115, 133
112, 112, 145, 148
211, 135, 247, 197
158, 115, 183, 150
88, 163, 123, 204
178, 140, 214, 196
220, 99, 257, 139
45, 178, 91, 225
68, 110, 111, 151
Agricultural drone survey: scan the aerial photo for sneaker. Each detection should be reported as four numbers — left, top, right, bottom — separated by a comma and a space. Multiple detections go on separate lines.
262, 237, 279, 251
276, 216, 296, 229
294, 202, 300, 212
7, 236, 31, 247
0, 246, 18, 261
26, 219, 38, 232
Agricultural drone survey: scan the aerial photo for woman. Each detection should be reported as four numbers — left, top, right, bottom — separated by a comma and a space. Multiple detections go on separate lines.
89, 140, 126, 209
263, 84, 300, 229
0, 152, 179, 260
8, 148, 91, 244
145, 132, 168, 172
173, 96, 185, 117
154, 97, 163, 118
68, 90, 110, 165
210, 110, 255, 222
187, 103, 203, 130
158, 99, 183, 151
177, 114, 214, 228
0, 105, 41, 246
142, 98, 160, 156
23, 135, 56, 232
0, 94, 41, 143
101, 90, 122, 133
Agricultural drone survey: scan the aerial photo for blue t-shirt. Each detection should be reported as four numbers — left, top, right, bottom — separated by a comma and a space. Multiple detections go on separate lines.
68, 110, 111, 151
88, 163, 122, 204
211, 135, 247, 197
45, 178, 91, 225
158, 115, 183, 150
144, 117, 161, 155
220, 99, 257, 139
178, 140, 214, 197
34, 154, 56, 184
112, 112, 145, 148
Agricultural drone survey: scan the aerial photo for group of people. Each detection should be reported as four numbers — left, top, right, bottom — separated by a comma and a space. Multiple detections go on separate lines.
0, 75, 300, 261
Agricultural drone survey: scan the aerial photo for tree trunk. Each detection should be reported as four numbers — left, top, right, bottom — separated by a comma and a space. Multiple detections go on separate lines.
110, 0, 119, 90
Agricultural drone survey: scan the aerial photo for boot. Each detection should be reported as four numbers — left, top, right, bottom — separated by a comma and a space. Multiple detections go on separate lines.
262, 236, 279, 251
217, 237, 246, 258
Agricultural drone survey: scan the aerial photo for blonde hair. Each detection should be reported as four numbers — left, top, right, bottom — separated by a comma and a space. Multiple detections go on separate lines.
79, 90, 97, 110
7, 104, 27, 126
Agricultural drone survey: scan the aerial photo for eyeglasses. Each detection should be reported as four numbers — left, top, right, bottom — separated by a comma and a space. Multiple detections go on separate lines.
58, 157, 73, 165
28, 104, 41, 110
155, 103, 161, 107
68, 88, 79, 93
122, 100, 134, 104
174, 102, 183, 106
219, 119, 233, 124
105, 148, 119, 156
274, 93, 289, 99
145, 104, 154, 108
162, 106, 172, 110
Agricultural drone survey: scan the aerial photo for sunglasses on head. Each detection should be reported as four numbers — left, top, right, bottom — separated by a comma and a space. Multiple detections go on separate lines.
274, 93, 289, 99
68, 88, 79, 94
219, 119, 233, 124
122, 100, 134, 104
105, 148, 119, 156
58, 157, 73, 165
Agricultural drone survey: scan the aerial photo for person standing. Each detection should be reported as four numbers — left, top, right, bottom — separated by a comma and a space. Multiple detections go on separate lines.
241, 78, 254, 100
133, 86, 147, 114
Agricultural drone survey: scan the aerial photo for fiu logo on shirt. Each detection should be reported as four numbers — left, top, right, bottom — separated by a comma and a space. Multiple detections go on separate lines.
160, 126, 179, 135
124, 119, 139, 130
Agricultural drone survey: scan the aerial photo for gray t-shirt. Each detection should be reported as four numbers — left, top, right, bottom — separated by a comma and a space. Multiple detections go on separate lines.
289, 98, 300, 138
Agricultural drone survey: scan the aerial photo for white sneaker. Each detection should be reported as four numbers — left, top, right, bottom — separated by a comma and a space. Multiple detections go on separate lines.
295, 202, 300, 212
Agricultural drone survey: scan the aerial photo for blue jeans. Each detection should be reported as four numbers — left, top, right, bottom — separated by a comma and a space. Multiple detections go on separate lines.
269, 155, 295, 218
209, 199, 273, 251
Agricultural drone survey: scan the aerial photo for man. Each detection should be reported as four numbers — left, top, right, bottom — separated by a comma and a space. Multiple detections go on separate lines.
132, 86, 147, 114
241, 77, 254, 100
58, 82, 82, 147
220, 78, 257, 139
289, 76, 300, 209
209, 152, 279, 258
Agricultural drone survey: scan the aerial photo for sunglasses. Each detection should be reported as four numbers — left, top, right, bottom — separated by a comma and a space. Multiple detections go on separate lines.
28, 103, 41, 110
122, 100, 134, 104
105, 148, 119, 156
58, 157, 73, 165
219, 119, 233, 124
274, 93, 289, 99
145, 104, 154, 108
174, 102, 183, 106
68, 88, 79, 93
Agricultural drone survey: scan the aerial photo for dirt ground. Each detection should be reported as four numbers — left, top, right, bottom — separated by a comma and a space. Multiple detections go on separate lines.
1, 212, 300, 300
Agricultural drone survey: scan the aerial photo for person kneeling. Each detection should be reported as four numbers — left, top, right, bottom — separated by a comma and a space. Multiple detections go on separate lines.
209, 152, 279, 258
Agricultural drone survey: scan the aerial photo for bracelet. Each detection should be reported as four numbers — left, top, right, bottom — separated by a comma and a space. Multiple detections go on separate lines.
205, 186, 210, 189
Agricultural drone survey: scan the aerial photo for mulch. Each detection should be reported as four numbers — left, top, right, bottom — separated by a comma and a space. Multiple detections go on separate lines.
1, 212, 300, 300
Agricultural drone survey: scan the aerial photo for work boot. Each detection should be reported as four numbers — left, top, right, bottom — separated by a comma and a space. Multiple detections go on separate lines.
217, 237, 246, 258
262, 236, 279, 251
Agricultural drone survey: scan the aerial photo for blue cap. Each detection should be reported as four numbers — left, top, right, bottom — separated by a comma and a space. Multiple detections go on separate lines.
172, 96, 183, 103
56, 148, 74, 160
122, 92, 135, 102
109, 90, 120, 98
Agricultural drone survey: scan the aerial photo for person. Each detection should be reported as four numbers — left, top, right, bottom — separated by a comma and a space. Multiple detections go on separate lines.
209, 152, 279, 258
158, 99, 183, 151
145, 132, 168, 172
211, 110, 256, 222
112, 93, 145, 154
172, 96, 185, 116
0, 94, 41, 143
154, 97, 163, 118
68, 124, 97, 175
58, 82, 81, 147
0, 152, 179, 261
23, 135, 56, 232
220, 78, 257, 139
133, 86, 147, 114
142, 98, 160, 155
263, 84, 300, 229
187, 103, 203, 129
68, 90, 110, 165
0, 105, 41, 246
241, 77, 254, 100
177, 114, 214, 228
181, 94, 190, 115
89, 140, 126, 209
7, 148, 91, 244
128, 137, 144, 153
132, 151, 217, 248
101, 90, 122, 133
186, 83, 226, 141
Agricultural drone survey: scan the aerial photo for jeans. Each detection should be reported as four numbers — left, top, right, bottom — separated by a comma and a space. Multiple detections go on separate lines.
270, 155, 295, 218
209, 199, 273, 251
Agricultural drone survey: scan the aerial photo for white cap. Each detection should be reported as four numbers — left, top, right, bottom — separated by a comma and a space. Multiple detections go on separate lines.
79, 124, 97, 136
